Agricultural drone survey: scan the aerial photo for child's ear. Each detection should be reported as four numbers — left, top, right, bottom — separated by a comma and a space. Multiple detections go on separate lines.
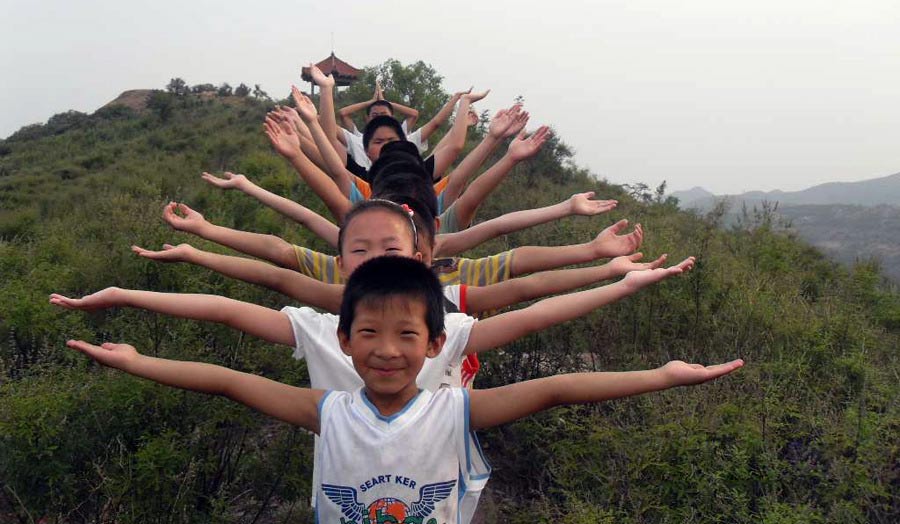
337, 330, 352, 356
434, 217, 441, 230
413, 251, 423, 262
425, 333, 446, 358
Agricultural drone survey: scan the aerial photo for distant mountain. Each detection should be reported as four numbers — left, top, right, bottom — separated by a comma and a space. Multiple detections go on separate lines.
669, 174, 900, 282
671, 171, 900, 209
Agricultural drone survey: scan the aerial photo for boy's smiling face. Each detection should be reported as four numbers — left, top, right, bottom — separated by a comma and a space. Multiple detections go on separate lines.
338, 296, 445, 415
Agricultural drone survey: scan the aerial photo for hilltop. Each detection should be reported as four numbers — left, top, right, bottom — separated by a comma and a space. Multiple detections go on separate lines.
1, 62, 898, 523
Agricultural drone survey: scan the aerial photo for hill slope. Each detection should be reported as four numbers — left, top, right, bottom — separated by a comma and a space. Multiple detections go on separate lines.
1, 72, 898, 523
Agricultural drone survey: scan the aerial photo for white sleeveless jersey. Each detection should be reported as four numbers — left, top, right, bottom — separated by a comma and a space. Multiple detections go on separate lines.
316, 387, 491, 524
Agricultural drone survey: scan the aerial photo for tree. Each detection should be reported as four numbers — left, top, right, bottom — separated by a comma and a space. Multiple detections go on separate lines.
166, 78, 189, 96
234, 83, 251, 97
147, 91, 175, 121
252, 84, 270, 101
191, 83, 216, 94
217, 83, 233, 97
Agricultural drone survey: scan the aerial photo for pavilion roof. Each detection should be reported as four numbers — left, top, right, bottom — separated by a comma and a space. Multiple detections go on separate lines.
301, 52, 362, 86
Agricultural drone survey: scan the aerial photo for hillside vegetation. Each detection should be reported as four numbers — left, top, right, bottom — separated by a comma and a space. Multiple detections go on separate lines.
1, 61, 898, 523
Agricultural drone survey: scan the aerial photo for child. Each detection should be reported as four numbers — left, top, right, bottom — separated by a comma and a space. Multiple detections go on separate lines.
66, 255, 743, 523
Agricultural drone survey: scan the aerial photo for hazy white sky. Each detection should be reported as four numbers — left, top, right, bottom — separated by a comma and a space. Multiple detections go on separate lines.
3, 0, 899, 194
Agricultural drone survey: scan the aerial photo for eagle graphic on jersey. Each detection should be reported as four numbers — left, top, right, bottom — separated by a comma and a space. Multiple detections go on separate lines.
322, 479, 456, 523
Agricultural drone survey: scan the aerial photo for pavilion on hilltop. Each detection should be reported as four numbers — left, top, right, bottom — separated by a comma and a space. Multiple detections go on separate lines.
301, 52, 362, 95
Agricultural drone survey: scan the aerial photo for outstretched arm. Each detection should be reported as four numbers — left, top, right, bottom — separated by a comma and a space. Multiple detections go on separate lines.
510, 219, 644, 277
439, 104, 528, 205
263, 115, 352, 221
161, 201, 301, 270
337, 94, 377, 131
308, 65, 346, 162
434, 191, 618, 257
469, 358, 743, 430
67, 340, 322, 433
450, 126, 551, 230
465, 252, 667, 314
131, 243, 344, 313
293, 86, 356, 197
201, 172, 339, 248
429, 90, 489, 180
50, 288, 295, 346
415, 88, 470, 142
464, 257, 695, 354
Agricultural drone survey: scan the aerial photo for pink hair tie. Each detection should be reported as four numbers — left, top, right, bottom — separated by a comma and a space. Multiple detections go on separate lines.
400, 203, 414, 217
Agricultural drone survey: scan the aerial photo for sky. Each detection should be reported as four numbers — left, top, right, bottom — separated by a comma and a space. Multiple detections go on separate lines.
2, 0, 900, 195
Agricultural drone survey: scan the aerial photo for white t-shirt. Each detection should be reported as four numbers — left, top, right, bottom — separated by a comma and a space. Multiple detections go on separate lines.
316, 388, 490, 524
343, 120, 428, 169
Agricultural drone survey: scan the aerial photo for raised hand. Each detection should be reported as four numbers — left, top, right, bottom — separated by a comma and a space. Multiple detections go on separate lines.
605, 252, 668, 277
660, 359, 744, 387
162, 201, 209, 233
507, 126, 551, 162
466, 107, 480, 127
132, 243, 197, 263
308, 63, 335, 88
263, 115, 301, 158
462, 89, 490, 103
49, 287, 124, 311
487, 105, 520, 138
503, 108, 530, 138
375, 79, 384, 100
290, 86, 318, 122
67, 340, 139, 370
200, 171, 249, 191
620, 256, 696, 290
568, 191, 618, 216
590, 219, 643, 258
452, 86, 473, 101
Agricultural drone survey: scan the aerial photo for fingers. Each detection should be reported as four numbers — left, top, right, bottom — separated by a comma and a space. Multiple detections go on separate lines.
704, 359, 745, 380
673, 256, 696, 272
607, 219, 629, 234
647, 254, 668, 269
49, 294, 78, 309
67, 339, 104, 356
628, 252, 644, 262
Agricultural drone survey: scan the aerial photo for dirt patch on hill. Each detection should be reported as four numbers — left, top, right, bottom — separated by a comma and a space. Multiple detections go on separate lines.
101, 89, 156, 112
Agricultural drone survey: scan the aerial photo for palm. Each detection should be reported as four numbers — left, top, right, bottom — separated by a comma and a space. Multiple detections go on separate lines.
504, 110, 530, 138
309, 64, 334, 88
569, 192, 617, 216
291, 87, 317, 121
201, 171, 246, 190
50, 287, 121, 311
132, 243, 193, 263
463, 89, 490, 103
508, 126, 550, 161
621, 257, 695, 290
263, 119, 300, 157
67, 340, 138, 370
593, 221, 643, 257
661, 359, 744, 386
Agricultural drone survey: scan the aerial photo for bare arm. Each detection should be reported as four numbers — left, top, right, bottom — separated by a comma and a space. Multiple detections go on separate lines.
414, 89, 468, 142
439, 104, 527, 206
464, 253, 667, 314
293, 86, 356, 197
384, 99, 419, 130
429, 90, 489, 181
263, 116, 352, 222
434, 192, 618, 257
338, 98, 376, 131
463, 258, 694, 354
131, 243, 344, 314
450, 126, 551, 230
50, 287, 296, 346
200, 172, 339, 248
469, 359, 744, 430
308, 65, 346, 163
67, 340, 322, 433
161, 201, 301, 270
510, 220, 644, 277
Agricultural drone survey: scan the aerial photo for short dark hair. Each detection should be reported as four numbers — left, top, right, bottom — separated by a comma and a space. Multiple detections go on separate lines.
366, 100, 394, 117
363, 116, 406, 150
338, 256, 445, 341
337, 200, 418, 255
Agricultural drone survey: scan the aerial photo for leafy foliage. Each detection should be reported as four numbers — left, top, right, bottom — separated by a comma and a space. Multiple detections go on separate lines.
0, 60, 897, 523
